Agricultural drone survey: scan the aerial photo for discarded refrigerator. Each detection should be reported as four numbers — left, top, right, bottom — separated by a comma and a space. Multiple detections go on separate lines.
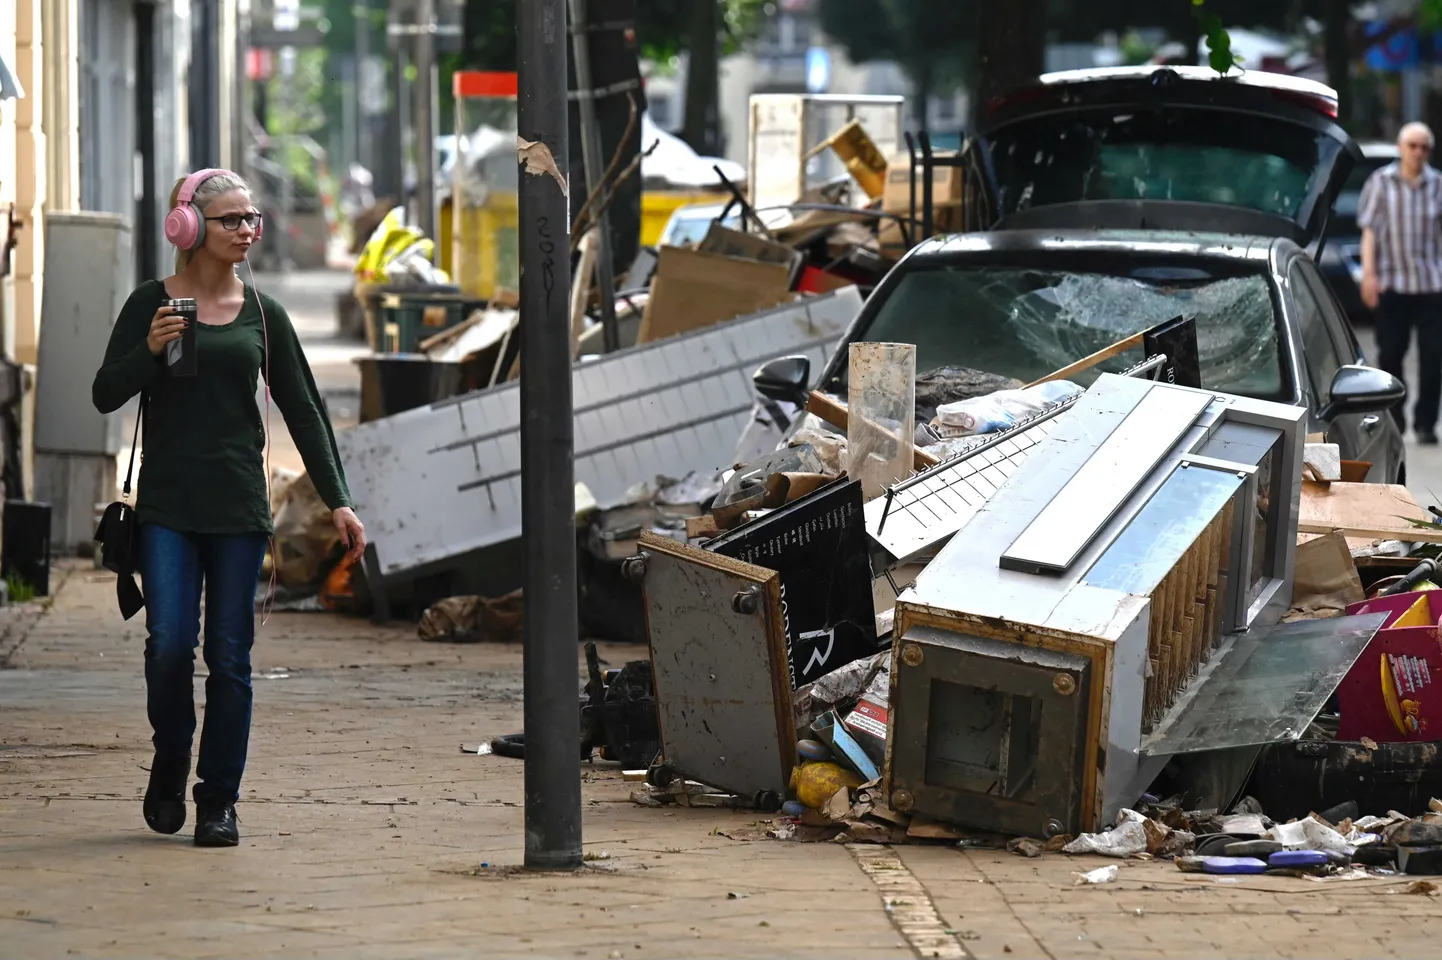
883, 373, 1385, 836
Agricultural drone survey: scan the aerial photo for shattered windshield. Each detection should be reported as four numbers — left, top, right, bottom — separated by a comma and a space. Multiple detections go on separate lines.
857, 262, 1286, 401
987, 108, 1342, 222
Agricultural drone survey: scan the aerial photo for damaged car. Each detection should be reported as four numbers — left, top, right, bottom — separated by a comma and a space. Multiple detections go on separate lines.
748, 65, 1407, 486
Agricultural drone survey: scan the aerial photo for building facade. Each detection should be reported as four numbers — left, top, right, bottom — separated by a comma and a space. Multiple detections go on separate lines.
0, 0, 246, 501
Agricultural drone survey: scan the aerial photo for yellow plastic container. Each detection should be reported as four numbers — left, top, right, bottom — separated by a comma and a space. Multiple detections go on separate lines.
789, 761, 862, 810
438, 197, 453, 277
454, 192, 519, 301
452, 71, 520, 302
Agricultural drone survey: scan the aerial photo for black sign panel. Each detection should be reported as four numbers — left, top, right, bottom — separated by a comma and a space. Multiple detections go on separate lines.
707, 478, 878, 690
1143, 314, 1201, 389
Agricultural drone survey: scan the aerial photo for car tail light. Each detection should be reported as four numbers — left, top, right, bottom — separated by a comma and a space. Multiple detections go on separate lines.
987, 85, 1050, 119
1270, 89, 1339, 118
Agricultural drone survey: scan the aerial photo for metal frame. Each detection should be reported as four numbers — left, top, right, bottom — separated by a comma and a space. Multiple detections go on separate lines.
887, 626, 1093, 837
637, 531, 799, 800
747, 94, 905, 216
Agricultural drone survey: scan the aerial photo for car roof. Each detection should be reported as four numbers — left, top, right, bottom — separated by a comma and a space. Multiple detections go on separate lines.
905, 228, 1280, 265
1036, 65, 1338, 103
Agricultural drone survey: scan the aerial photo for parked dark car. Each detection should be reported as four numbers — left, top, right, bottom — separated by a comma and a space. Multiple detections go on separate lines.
806, 230, 1406, 482
764, 66, 1409, 482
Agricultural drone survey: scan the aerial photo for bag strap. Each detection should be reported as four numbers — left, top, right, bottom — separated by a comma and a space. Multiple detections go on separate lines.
123, 391, 147, 500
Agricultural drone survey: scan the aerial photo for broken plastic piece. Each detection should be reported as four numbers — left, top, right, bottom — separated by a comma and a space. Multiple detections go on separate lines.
810, 711, 880, 782
1269, 850, 1329, 868
1201, 856, 1267, 875
1269, 816, 1357, 856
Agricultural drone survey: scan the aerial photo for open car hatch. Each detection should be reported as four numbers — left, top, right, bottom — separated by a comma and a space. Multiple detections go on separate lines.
971, 66, 1363, 255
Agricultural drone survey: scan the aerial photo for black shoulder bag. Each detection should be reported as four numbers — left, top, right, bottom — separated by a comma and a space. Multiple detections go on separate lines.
95, 392, 147, 620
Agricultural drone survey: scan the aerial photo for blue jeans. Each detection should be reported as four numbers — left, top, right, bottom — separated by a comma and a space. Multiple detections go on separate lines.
137, 523, 268, 807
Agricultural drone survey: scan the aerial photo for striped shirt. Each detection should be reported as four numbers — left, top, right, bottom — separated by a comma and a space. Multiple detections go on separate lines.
1358, 161, 1442, 294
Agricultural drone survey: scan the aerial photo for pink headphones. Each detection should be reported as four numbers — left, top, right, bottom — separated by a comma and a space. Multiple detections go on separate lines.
163, 168, 265, 250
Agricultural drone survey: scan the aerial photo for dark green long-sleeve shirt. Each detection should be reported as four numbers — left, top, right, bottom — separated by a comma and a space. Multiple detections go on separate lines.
92, 280, 353, 536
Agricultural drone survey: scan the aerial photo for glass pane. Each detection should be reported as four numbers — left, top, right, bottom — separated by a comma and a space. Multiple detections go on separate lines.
1140, 613, 1389, 756
1248, 438, 1281, 604
858, 264, 1286, 401
1083, 464, 1245, 596
986, 107, 1342, 222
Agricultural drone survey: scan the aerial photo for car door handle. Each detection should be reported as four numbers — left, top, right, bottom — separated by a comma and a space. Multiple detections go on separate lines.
1362, 414, 1383, 434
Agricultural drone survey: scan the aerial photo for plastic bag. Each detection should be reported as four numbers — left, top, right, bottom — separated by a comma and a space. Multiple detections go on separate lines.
931, 380, 1081, 439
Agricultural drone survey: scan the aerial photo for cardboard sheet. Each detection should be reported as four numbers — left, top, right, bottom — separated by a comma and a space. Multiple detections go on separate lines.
1297, 481, 1440, 550
636, 246, 792, 344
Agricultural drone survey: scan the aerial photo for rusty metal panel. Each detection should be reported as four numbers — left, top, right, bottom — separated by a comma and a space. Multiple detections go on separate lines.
638, 531, 797, 799
886, 625, 1092, 837
336, 286, 863, 578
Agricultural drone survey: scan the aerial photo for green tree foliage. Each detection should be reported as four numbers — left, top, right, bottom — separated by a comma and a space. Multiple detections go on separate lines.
815, 0, 975, 129
455, 0, 768, 152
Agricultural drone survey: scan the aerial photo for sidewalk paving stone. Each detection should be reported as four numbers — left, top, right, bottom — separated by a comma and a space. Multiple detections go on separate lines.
5, 566, 1442, 959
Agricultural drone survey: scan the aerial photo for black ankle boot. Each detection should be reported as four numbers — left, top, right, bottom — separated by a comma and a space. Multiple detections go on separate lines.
143, 752, 190, 835
194, 804, 240, 847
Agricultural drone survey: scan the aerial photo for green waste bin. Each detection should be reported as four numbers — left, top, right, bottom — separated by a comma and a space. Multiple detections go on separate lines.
376, 291, 483, 353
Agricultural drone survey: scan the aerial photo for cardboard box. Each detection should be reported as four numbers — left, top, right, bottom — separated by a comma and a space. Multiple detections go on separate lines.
882, 155, 961, 214
1338, 590, 1442, 742
697, 223, 803, 282
636, 246, 792, 344
878, 154, 963, 257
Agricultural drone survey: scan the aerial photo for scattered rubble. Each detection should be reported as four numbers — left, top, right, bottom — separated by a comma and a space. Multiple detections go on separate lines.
335, 107, 1442, 890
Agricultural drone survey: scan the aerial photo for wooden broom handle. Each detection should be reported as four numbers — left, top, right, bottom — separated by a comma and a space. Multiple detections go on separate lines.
1025, 332, 1145, 388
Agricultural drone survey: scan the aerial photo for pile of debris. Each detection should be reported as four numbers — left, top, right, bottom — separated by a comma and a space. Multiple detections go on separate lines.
582, 321, 1442, 880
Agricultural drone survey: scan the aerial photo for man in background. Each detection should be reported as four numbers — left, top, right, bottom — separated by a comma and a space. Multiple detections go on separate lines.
1360, 121, 1442, 443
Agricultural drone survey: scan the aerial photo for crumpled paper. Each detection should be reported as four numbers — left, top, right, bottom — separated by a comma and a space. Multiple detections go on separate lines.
1063, 809, 1193, 859
1075, 865, 1120, 885
1269, 815, 1356, 856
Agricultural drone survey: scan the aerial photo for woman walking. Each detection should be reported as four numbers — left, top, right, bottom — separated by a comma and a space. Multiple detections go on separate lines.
92, 169, 366, 847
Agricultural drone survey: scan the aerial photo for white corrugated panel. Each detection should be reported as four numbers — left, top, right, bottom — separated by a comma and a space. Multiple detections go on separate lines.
337, 287, 863, 577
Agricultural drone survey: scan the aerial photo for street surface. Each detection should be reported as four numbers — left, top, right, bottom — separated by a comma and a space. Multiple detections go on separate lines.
5, 568, 1442, 960
14, 269, 1442, 958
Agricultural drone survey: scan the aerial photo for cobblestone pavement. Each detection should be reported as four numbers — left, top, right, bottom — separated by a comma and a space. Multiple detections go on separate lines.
4, 568, 1442, 960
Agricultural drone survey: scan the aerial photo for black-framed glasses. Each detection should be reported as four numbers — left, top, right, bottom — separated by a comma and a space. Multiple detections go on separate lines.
204, 212, 263, 231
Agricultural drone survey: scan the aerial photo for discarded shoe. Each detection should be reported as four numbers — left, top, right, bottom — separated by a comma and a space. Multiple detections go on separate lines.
194, 804, 240, 848
143, 751, 190, 835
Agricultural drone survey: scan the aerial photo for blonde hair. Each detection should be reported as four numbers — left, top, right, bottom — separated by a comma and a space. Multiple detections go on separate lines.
168, 170, 251, 273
